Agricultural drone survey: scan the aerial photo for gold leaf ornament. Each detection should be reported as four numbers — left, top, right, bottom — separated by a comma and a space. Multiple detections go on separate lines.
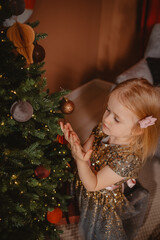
7, 22, 35, 64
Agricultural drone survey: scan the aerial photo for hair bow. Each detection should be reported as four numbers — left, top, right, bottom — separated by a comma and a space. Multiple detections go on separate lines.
139, 116, 157, 128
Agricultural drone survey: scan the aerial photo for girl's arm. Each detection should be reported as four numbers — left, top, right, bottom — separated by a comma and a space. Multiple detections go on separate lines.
72, 140, 124, 192
60, 122, 124, 192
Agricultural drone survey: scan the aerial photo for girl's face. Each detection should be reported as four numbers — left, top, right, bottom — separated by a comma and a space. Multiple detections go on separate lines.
102, 93, 139, 144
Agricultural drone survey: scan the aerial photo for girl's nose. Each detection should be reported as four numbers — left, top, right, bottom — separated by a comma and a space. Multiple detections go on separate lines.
104, 113, 112, 125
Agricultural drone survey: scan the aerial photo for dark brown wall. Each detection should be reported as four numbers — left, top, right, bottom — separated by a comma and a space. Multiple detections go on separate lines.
29, 0, 138, 92
29, 0, 101, 92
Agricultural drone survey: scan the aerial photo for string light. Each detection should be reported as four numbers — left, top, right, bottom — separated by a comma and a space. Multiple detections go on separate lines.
1, 122, 4, 126
11, 174, 17, 179
11, 90, 16, 94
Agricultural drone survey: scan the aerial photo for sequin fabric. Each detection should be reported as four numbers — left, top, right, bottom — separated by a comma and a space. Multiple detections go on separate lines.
75, 123, 143, 240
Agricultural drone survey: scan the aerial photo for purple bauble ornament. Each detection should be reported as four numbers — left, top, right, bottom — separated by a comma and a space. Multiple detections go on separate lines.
10, 101, 33, 122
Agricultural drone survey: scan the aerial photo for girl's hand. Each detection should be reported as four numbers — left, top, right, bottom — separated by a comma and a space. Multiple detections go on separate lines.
60, 122, 80, 145
71, 139, 93, 162
60, 122, 92, 162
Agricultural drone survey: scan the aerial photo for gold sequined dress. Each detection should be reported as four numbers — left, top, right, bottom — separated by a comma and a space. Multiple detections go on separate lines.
75, 123, 143, 240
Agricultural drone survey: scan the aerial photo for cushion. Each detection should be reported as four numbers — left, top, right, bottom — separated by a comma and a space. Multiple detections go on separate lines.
146, 57, 160, 86
115, 59, 153, 85
144, 24, 160, 58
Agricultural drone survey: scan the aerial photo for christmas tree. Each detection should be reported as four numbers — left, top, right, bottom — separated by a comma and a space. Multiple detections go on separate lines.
0, 1, 74, 239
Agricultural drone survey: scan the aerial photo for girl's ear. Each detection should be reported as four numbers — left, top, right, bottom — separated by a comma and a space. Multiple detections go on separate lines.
131, 125, 144, 136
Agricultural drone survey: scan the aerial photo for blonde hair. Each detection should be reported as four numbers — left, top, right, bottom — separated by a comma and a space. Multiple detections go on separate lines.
110, 78, 160, 162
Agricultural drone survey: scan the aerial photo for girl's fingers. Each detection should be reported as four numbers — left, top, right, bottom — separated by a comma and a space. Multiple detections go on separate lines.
66, 122, 74, 132
60, 121, 64, 132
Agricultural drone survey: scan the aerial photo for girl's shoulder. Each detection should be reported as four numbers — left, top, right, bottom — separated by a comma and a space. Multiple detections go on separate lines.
107, 145, 143, 178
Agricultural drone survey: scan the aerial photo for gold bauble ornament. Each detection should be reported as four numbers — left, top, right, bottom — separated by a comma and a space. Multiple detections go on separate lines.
60, 98, 75, 114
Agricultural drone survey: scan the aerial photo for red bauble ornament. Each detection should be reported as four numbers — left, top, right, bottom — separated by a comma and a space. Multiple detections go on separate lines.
47, 208, 63, 224
60, 98, 75, 114
34, 166, 50, 179
10, 101, 33, 122
33, 43, 45, 63
57, 134, 68, 144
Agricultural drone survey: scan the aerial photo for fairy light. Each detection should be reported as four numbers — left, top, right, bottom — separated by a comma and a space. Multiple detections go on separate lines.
1, 122, 4, 126
58, 203, 60, 207
10, 90, 16, 94
11, 174, 17, 179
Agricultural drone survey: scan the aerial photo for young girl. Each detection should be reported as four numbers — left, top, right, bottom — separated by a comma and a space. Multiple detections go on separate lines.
60, 78, 160, 240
